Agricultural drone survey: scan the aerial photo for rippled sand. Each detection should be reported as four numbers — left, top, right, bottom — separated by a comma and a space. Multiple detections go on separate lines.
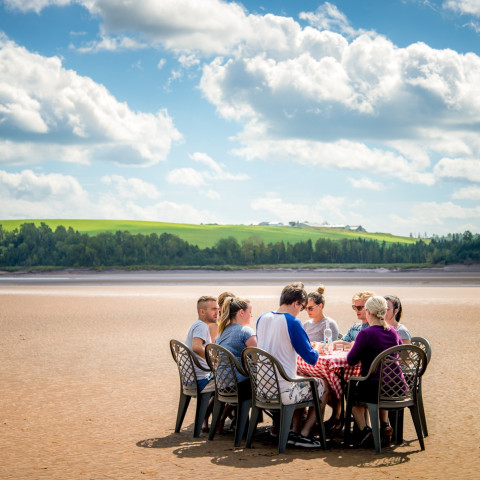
1, 276, 479, 479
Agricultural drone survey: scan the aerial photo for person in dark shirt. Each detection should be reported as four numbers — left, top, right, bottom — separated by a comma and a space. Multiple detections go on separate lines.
347, 295, 402, 447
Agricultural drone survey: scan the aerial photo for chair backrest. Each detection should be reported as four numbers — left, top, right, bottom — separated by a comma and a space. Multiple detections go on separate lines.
367, 344, 427, 405
205, 344, 246, 403
411, 336, 432, 364
170, 339, 203, 397
242, 347, 286, 409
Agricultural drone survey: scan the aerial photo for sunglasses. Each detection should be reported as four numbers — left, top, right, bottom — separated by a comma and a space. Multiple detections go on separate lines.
306, 306, 316, 312
299, 303, 306, 311
352, 305, 364, 311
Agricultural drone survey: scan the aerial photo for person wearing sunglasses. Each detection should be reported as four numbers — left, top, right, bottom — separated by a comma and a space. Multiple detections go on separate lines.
336, 291, 375, 345
256, 282, 329, 448
303, 285, 340, 343
303, 285, 342, 432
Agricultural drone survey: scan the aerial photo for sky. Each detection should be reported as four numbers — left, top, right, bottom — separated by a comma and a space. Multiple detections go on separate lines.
1, 0, 480, 237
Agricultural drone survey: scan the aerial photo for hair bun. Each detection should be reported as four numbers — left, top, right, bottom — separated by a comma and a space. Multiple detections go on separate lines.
317, 285, 325, 294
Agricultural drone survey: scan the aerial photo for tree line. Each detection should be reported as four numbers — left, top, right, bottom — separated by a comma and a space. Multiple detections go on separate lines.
0, 222, 478, 268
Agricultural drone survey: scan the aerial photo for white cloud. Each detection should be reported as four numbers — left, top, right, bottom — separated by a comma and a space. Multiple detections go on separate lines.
0, 169, 90, 218
251, 195, 348, 224
101, 175, 161, 200
348, 177, 386, 190
299, 2, 366, 38
452, 185, 480, 199
0, 168, 219, 224
434, 157, 480, 182
391, 201, 480, 232
157, 58, 166, 70
75, 35, 148, 53
80, 0, 251, 56
167, 152, 248, 189
206, 189, 220, 200
232, 137, 435, 185
178, 54, 200, 69
0, 35, 182, 167
3, 0, 71, 14
8, 1, 480, 189
166, 167, 206, 187
443, 0, 480, 16
98, 198, 219, 224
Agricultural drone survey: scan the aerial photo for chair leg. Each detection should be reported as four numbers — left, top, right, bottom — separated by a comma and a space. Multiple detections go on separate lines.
245, 406, 261, 448
367, 404, 381, 454
396, 409, 405, 444
208, 398, 224, 441
175, 392, 191, 433
343, 397, 354, 447
417, 384, 428, 437
234, 400, 251, 447
193, 392, 212, 438
409, 405, 425, 451
315, 404, 328, 450
278, 405, 296, 454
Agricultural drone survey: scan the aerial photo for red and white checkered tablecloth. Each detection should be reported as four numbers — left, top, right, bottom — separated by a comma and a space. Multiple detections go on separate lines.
297, 351, 361, 399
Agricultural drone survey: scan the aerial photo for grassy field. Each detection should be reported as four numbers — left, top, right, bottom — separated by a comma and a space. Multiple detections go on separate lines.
0, 219, 418, 249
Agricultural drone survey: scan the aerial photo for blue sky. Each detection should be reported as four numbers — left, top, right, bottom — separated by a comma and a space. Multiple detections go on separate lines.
1, 0, 480, 237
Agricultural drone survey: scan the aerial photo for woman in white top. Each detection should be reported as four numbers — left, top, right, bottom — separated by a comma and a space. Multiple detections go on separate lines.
304, 285, 342, 432
384, 294, 411, 344
304, 285, 340, 342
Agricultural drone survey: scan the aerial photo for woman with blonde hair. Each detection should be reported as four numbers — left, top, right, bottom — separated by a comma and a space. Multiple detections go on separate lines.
214, 296, 257, 432
346, 295, 402, 447
215, 297, 256, 393
209, 291, 236, 341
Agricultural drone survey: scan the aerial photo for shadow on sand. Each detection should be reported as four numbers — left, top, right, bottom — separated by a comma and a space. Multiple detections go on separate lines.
137, 424, 420, 469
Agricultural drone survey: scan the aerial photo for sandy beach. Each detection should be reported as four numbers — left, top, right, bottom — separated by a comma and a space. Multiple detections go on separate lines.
1, 269, 480, 479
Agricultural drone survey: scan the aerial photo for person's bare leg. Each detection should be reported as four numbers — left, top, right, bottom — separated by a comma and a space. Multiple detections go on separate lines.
202, 396, 214, 431
291, 408, 305, 433
300, 387, 329, 437
352, 405, 368, 430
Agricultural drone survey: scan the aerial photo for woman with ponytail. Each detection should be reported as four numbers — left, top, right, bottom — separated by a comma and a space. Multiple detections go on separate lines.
215, 296, 257, 389
304, 285, 340, 342
214, 297, 257, 432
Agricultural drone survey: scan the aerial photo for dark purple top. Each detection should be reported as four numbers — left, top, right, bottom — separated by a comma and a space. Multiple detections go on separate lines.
347, 325, 402, 378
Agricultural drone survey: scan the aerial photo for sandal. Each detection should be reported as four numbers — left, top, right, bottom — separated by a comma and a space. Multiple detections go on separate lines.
324, 417, 343, 432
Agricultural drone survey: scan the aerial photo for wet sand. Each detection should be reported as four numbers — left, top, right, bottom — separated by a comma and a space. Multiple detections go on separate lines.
1, 270, 480, 479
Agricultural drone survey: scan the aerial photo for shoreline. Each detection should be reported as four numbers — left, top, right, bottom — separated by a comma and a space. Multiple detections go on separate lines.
1, 264, 479, 286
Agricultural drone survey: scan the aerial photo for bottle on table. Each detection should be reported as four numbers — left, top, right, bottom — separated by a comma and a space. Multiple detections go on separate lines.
324, 321, 333, 354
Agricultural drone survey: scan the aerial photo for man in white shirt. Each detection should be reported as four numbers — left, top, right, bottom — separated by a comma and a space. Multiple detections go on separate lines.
256, 282, 329, 448
185, 295, 219, 431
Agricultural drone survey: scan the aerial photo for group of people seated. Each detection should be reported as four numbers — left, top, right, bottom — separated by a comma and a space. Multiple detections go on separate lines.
183, 282, 411, 449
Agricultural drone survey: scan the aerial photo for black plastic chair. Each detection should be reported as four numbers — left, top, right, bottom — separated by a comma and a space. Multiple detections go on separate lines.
242, 347, 327, 454
205, 343, 252, 447
344, 344, 428, 453
389, 336, 432, 442
169, 339, 213, 438
409, 336, 431, 437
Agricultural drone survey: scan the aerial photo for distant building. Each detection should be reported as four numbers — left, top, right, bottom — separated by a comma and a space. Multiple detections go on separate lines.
258, 221, 284, 227
258, 221, 366, 232
294, 221, 366, 232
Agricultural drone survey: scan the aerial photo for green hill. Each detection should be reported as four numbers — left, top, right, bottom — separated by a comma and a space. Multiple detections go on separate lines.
0, 219, 417, 249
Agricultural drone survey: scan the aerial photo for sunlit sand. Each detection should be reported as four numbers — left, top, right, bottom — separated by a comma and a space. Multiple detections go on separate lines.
1, 270, 479, 479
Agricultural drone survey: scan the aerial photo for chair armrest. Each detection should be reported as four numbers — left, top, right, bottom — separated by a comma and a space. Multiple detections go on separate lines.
190, 351, 212, 372
347, 375, 369, 383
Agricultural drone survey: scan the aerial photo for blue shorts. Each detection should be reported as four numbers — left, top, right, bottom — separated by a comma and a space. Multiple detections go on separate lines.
197, 374, 214, 392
